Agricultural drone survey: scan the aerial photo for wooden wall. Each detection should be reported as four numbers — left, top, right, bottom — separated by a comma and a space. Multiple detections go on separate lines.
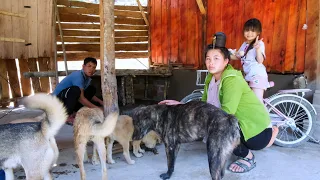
56, 0, 149, 61
150, 0, 204, 68
0, 0, 54, 106
150, 0, 319, 76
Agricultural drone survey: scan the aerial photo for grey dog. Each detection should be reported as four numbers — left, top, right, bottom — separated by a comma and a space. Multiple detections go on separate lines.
130, 101, 240, 180
0, 93, 68, 180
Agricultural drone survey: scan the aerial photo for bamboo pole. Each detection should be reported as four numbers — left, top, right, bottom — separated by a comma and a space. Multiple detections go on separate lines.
54, 0, 68, 75
136, 0, 149, 26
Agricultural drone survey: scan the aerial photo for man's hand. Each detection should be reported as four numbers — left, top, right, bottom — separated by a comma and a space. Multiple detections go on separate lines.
158, 100, 182, 105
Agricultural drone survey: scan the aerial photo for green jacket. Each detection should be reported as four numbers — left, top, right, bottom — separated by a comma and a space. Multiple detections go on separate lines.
202, 64, 270, 141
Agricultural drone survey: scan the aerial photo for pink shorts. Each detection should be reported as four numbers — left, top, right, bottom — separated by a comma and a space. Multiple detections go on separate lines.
248, 75, 269, 90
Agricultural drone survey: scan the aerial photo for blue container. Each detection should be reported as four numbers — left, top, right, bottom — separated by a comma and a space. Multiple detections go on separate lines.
0, 169, 5, 180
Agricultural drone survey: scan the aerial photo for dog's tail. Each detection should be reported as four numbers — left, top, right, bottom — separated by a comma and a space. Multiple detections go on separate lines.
21, 93, 68, 139
207, 114, 240, 180
92, 112, 119, 137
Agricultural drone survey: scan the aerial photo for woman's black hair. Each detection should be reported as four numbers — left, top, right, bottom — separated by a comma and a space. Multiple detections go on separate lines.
205, 44, 230, 60
243, 18, 262, 57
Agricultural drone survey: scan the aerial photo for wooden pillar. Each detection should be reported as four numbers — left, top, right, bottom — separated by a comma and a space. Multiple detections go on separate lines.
18, 58, 32, 96
0, 59, 10, 107
5, 59, 21, 98
100, 0, 119, 115
312, 0, 320, 115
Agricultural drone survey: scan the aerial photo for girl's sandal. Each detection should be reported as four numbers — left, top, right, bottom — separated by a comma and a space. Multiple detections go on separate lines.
228, 155, 256, 173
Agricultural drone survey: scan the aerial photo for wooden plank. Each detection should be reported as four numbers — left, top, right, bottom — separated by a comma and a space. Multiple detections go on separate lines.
270, 0, 290, 73
222, 0, 233, 48
169, 0, 179, 63
58, 7, 99, 15
56, 36, 148, 43
2, 0, 14, 59
213, 0, 222, 32
178, 0, 187, 64
115, 18, 146, 25
304, 0, 319, 81
57, 0, 98, 9
5, 59, 21, 97
262, 0, 276, 71
136, 0, 149, 26
196, 0, 206, 15
283, 0, 299, 72
57, 52, 148, 61
186, 0, 195, 65
0, 37, 25, 43
38, 57, 50, 93
59, 30, 148, 37
57, 0, 147, 11
161, 0, 168, 64
294, 0, 306, 73
150, 0, 156, 65
206, 0, 215, 44
28, 0, 38, 58
27, 58, 41, 92
57, 43, 148, 52
0, 10, 26, 17
57, 23, 148, 30
0, 59, 10, 101
115, 10, 146, 19
38, 0, 53, 57
18, 58, 32, 96
59, 14, 99, 22
13, 0, 30, 60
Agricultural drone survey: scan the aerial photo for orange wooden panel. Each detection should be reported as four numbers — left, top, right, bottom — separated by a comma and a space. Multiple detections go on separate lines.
154, 0, 162, 64
150, 0, 156, 65
178, 0, 187, 65
222, 0, 233, 48
294, 0, 307, 73
243, 0, 254, 24
161, 0, 168, 64
304, 0, 319, 81
186, 0, 195, 66
262, 0, 276, 71
213, 0, 222, 32
170, 0, 179, 63
284, 0, 299, 73
270, 0, 290, 73
206, 0, 215, 45
5, 59, 21, 97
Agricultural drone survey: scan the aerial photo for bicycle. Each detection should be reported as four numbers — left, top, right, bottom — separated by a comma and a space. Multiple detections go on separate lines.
181, 70, 319, 147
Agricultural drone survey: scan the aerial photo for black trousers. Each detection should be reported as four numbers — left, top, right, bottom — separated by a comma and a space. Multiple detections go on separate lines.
233, 128, 272, 158
57, 85, 96, 115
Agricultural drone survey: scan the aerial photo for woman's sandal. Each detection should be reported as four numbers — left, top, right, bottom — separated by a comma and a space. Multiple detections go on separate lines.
228, 155, 256, 173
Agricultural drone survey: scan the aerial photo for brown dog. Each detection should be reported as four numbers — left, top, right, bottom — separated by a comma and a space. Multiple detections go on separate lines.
90, 115, 161, 165
73, 107, 118, 180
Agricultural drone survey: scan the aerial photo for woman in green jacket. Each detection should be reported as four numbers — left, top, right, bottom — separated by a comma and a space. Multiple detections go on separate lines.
160, 35, 278, 173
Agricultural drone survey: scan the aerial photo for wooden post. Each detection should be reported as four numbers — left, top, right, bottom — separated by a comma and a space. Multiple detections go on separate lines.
100, 0, 119, 115
312, 0, 320, 116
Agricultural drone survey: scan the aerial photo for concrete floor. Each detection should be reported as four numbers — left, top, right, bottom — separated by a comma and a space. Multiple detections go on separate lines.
1, 108, 320, 180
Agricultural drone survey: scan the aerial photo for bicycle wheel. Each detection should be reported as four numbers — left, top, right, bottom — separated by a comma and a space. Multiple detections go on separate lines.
181, 92, 203, 103
266, 94, 316, 147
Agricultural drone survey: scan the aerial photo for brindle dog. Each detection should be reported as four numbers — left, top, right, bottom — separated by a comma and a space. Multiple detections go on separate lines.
130, 101, 240, 180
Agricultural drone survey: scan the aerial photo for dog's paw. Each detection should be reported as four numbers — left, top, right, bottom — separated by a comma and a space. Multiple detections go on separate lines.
107, 159, 115, 164
138, 149, 145, 153
133, 152, 143, 158
160, 173, 171, 180
127, 160, 135, 165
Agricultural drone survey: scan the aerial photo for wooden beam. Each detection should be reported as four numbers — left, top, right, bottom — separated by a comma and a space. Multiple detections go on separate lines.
18, 59, 32, 96
100, 0, 119, 115
0, 37, 26, 43
196, 0, 206, 15
57, 43, 148, 52
56, 23, 148, 30
0, 59, 10, 102
56, 36, 148, 43
136, 0, 149, 26
5, 59, 21, 98
56, 52, 149, 61
0, 10, 26, 18
23, 68, 172, 77
59, 30, 148, 37
58, 7, 99, 15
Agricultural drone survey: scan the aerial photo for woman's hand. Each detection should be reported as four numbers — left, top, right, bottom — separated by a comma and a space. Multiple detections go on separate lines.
158, 100, 183, 105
